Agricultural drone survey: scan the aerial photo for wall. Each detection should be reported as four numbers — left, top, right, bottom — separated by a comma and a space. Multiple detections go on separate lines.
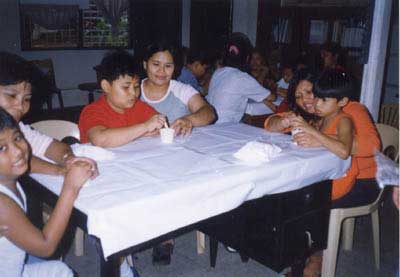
0, 0, 22, 55
383, 14, 399, 104
232, 0, 258, 46
1, 0, 259, 108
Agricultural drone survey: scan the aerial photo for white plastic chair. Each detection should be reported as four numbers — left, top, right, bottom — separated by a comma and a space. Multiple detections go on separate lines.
30, 120, 84, 257
376, 123, 399, 162
321, 123, 399, 277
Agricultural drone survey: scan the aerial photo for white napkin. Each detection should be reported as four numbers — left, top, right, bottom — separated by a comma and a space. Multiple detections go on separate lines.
375, 151, 399, 188
71, 144, 115, 161
234, 141, 282, 164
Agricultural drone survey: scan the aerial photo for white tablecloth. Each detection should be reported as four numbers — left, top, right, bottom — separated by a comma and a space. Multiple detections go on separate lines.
30, 123, 350, 258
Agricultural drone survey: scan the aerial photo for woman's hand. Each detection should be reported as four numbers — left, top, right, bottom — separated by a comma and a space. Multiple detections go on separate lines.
171, 117, 193, 137
278, 112, 296, 129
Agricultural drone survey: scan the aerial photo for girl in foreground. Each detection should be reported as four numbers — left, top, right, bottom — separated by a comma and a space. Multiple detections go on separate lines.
0, 107, 93, 276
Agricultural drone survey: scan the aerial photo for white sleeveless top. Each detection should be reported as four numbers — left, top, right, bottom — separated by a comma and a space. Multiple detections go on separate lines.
0, 182, 27, 277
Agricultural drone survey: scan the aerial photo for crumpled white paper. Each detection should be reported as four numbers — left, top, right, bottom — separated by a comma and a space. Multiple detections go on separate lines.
71, 144, 115, 161
375, 151, 399, 188
233, 141, 282, 165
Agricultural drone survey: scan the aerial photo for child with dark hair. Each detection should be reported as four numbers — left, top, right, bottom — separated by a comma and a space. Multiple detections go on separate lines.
0, 52, 98, 177
0, 107, 92, 277
291, 70, 358, 201
177, 48, 210, 93
79, 50, 166, 147
206, 33, 276, 123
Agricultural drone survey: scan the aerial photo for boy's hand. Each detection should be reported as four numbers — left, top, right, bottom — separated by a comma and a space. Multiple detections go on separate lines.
290, 115, 316, 134
65, 156, 99, 179
171, 118, 193, 137
145, 114, 167, 133
293, 132, 322, 147
143, 129, 160, 137
63, 160, 93, 194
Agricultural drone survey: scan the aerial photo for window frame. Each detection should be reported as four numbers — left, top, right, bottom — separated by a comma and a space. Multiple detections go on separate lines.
19, 3, 133, 51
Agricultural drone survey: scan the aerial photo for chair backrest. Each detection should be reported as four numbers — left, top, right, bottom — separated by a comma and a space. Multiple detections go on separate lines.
378, 103, 399, 128
31, 120, 80, 141
375, 123, 399, 162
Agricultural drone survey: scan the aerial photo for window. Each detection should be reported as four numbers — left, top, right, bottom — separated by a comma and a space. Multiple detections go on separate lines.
20, 0, 130, 50
308, 20, 329, 44
272, 18, 292, 44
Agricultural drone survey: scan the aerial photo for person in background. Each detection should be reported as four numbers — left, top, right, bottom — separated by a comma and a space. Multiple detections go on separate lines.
177, 48, 210, 95
249, 48, 270, 87
79, 50, 166, 148
276, 65, 295, 98
141, 41, 216, 137
0, 107, 93, 277
320, 42, 346, 71
0, 52, 98, 177
206, 33, 276, 124
198, 48, 224, 96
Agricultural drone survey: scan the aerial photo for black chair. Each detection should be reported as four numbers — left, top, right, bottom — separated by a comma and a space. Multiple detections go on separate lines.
30, 59, 64, 111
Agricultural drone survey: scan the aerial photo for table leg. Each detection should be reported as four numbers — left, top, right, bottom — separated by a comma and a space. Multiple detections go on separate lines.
239, 252, 249, 263
95, 239, 120, 277
100, 256, 120, 277
209, 237, 218, 267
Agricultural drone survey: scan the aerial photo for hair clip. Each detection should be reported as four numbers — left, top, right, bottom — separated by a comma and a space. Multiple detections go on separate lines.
228, 45, 240, 55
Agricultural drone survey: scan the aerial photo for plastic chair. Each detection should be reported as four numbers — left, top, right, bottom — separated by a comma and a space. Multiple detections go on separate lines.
30, 120, 84, 257
376, 123, 399, 162
321, 123, 399, 277
378, 103, 399, 129
29, 59, 64, 111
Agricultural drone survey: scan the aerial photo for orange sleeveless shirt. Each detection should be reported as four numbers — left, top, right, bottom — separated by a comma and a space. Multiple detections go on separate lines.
323, 113, 359, 200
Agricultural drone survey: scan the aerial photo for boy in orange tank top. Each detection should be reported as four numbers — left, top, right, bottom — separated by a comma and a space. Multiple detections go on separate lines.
291, 70, 357, 201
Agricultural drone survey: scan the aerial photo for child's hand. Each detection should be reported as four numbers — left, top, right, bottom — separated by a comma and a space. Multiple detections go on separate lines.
143, 129, 160, 137
290, 115, 316, 134
65, 156, 99, 180
63, 160, 93, 194
145, 114, 167, 133
171, 117, 193, 137
293, 132, 322, 147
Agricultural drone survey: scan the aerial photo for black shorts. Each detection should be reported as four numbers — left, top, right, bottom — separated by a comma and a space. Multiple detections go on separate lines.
331, 178, 381, 209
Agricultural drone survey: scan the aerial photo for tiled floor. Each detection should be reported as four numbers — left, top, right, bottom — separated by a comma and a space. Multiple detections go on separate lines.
60, 196, 399, 277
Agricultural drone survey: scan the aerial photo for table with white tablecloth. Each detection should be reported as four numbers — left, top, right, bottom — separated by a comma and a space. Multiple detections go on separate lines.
29, 123, 350, 259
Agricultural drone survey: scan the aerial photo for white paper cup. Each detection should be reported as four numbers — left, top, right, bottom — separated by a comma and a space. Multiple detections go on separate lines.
291, 127, 302, 145
291, 127, 302, 137
160, 128, 174, 144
